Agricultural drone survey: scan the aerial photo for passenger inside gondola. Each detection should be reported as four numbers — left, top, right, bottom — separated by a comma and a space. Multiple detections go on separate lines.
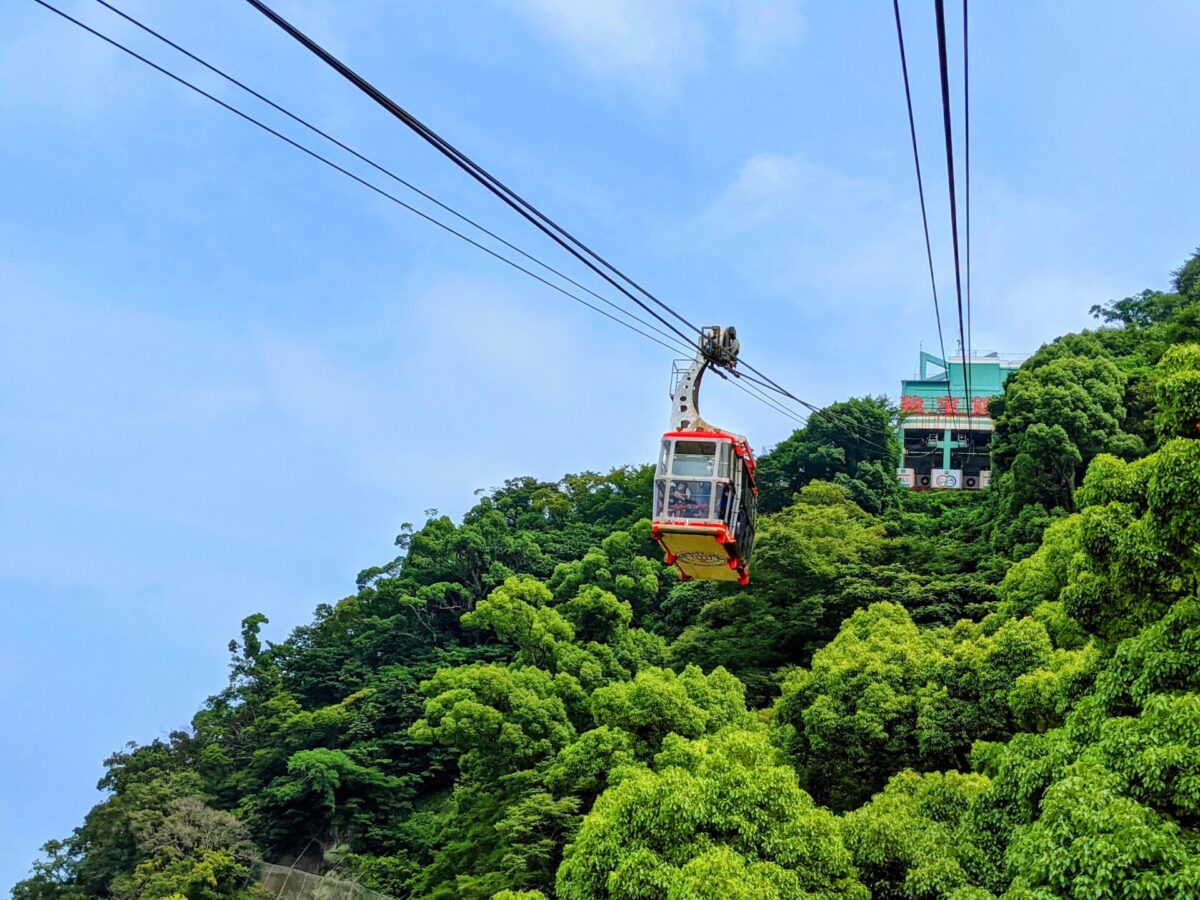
667, 480, 711, 518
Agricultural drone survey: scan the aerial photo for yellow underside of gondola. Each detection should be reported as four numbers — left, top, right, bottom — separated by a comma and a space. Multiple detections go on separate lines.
655, 527, 743, 582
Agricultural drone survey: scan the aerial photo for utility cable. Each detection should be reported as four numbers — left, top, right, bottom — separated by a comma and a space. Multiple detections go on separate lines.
892, 0, 950, 388
82, 0, 820, 437
963, 0, 973, 374
242, 0, 885, 449
35, 0, 814, 438
733, 369, 893, 455
892, 0, 965, 462
31, 0, 695, 362
242, 0, 703, 350
39, 0, 871, 445
963, 0, 976, 456
682, 358, 810, 428
727, 375, 809, 428
934, 0, 974, 434
88, 0, 694, 358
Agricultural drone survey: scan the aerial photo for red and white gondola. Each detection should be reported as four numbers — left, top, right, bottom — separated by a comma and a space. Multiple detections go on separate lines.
650, 326, 757, 585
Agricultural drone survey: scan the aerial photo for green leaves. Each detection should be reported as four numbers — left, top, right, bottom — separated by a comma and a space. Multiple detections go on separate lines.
556, 729, 867, 900
560, 585, 634, 645
590, 665, 747, 760
1153, 343, 1200, 439
1047, 438, 1200, 643
463, 576, 574, 669
755, 396, 899, 514
842, 770, 989, 899
1147, 438, 1200, 562
671, 483, 893, 701
775, 602, 1085, 811
267, 748, 392, 812
1005, 762, 1200, 897
412, 663, 577, 780
991, 344, 1143, 516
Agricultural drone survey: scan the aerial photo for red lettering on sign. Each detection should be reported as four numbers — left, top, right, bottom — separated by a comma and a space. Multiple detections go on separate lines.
972, 396, 990, 416
937, 396, 960, 415
900, 396, 926, 414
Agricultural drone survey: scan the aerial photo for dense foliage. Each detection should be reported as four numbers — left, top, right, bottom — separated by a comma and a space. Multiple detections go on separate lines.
15, 250, 1200, 899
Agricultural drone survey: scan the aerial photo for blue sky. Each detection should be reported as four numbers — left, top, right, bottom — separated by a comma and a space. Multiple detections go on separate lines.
2, 0, 1198, 889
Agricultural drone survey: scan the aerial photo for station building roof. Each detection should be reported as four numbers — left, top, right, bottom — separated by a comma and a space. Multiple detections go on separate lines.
899, 350, 1022, 430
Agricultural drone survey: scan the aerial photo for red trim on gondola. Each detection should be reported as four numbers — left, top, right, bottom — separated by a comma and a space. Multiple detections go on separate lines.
662, 430, 737, 441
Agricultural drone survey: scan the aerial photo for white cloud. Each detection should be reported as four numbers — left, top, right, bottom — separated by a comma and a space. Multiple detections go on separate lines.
253, 272, 667, 500
730, 0, 805, 67
0, 1, 130, 121
695, 152, 924, 304
502, 0, 803, 99
696, 151, 1116, 338
504, 0, 706, 99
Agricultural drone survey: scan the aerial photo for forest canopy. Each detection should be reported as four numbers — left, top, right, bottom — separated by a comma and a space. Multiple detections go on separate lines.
14, 249, 1200, 900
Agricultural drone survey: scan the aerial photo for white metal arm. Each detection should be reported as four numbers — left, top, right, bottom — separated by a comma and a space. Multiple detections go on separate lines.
670, 325, 741, 433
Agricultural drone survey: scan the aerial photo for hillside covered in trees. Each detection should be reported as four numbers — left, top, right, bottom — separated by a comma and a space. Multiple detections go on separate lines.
15, 250, 1200, 899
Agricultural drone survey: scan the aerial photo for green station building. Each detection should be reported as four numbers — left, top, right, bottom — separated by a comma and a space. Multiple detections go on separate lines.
897, 349, 1022, 490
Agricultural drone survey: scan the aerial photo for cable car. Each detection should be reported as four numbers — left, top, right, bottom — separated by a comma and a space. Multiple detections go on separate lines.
651, 326, 757, 585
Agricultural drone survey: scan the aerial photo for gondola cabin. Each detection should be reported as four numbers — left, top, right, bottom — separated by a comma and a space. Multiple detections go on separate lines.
651, 430, 757, 585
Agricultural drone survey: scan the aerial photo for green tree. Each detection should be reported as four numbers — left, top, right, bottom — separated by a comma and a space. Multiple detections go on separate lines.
548, 524, 672, 634
1154, 343, 1200, 439
1058, 438, 1200, 643
23, 248, 1200, 900
556, 728, 868, 900
461, 577, 575, 670
776, 602, 1086, 810
1005, 762, 1200, 897
842, 770, 990, 899
411, 664, 577, 780
991, 348, 1139, 512
756, 396, 898, 513
671, 482, 887, 700
589, 665, 747, 760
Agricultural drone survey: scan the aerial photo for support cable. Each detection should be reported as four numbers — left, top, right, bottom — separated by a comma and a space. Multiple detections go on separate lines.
934, 0, 974, 435
242, 0, 703, 350
892, 0, 951, 379
32, 0, 695, 361
34, 1, 813, 433
963, 0, 973, 371
734, 381, 810, 428
36, 0, 877, 445
240, 0, 880, 446
963, 0, 977, 459
89, 0, 694, 358
733, 370, 893, 454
